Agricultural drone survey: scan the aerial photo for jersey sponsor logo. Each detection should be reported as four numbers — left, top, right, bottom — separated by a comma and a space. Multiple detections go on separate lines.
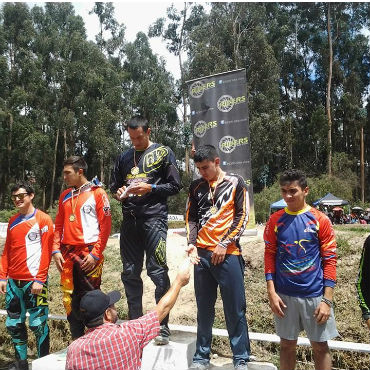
28, 231, 40, 242
143, 146, 169, 173
41, 225, 49, 234
82, 205, 92, 214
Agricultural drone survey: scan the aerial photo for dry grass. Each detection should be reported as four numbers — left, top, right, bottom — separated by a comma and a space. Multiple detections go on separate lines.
0, 225, 369, 369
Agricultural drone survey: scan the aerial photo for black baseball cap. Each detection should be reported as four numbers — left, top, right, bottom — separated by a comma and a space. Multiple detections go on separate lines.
80, 289, 121, 322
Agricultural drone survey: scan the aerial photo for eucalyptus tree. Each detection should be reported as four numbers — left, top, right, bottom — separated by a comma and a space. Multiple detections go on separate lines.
123, 32, 179, 152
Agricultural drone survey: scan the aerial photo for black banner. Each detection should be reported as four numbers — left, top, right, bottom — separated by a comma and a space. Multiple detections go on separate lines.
187, 69, 255, 227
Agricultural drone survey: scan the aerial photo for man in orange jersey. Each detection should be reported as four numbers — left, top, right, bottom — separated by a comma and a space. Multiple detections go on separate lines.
185, 145, 251, 370
53, 156, 111, 339
0, 183, 54, 370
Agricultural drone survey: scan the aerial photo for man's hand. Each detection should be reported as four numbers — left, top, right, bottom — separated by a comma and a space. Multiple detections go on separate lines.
366, 318, 370, 331
31, 281, 43, 295
268, 291, 287, 318
185, 244, 200, 265
314, 301, 331, 324
211, 245, 227, 265
128, 182, 152, 196
176, 258, 191, 287
0, 281, 7, 294
116, 186, 128, 201
53, 252, 65, 273
81, 254, 97, 273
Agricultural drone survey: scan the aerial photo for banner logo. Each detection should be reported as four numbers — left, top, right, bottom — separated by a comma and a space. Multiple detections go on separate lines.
194, 120, 217, 138
219, 136, 249, 153
189, 80, 215, 98
217, 95, 246, 112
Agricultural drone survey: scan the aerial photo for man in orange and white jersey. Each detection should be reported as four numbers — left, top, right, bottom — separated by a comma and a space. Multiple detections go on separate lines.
0, 183, 53, 370
185, 145, 251, 370
52, 156, 111, 339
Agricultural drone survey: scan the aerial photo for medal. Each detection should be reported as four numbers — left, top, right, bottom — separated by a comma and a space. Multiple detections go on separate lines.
131, 166, 140, 176
210, 206, 217, 215
69, 214, 76, 222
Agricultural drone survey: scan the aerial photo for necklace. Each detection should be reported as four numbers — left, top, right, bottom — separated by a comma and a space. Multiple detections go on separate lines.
69, 182, 89, 222
208, 172, 222, 215
131, 150, 144, 176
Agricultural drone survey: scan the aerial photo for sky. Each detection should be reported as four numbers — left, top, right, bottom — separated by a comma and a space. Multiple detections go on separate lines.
73, 1, 185, 80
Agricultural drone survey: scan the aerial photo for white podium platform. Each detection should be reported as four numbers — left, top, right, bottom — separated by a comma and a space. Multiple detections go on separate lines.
32, 348, 67, 370
141, 330, 196, 370
31, 332, 276, 370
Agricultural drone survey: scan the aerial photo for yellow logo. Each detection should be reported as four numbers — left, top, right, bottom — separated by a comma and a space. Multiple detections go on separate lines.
155, 238, 167, 266
143, 146, 169, 173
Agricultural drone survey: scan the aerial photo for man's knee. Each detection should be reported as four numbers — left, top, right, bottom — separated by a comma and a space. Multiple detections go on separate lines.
121, 263, 141, 282
280, 338, 297, 352
311, 340, 329, 354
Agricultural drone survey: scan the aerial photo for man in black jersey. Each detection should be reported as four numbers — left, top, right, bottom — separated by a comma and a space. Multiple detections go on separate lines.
357, 235, 370, 332
110, 115, 181, 345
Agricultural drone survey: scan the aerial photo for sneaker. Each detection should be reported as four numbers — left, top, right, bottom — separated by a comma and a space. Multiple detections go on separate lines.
189, 361, 210, 369
234, 360, 248, 370
154, 324, 171, 345
8, 360, 29, 370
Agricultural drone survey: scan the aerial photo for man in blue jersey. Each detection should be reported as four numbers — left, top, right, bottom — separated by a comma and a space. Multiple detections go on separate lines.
264, 169, 338, 370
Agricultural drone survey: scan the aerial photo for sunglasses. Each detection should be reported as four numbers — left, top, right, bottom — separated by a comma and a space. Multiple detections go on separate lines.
11, 193, 29, 201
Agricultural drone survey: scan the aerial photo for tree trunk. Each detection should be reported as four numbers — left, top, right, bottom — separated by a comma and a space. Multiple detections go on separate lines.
360, 125, 365, 202
326, 4, 333, 176
49, 128, 60, 208
7, 113, 13, 177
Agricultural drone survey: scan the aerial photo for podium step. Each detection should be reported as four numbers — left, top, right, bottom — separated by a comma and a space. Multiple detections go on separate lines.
32, 348, 67, 370
141, 330, 196, 370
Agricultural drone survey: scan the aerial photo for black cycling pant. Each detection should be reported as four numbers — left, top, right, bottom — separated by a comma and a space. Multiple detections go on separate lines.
120, 215, 170, 326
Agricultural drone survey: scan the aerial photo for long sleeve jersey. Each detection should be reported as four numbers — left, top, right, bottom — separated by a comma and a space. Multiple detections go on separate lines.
357, 235, 370, 321
53, 184, 111, 260
186, 173, 249, 255
264, 206, 337, 298
110, 143, 181, 219
0, 209, 53, 284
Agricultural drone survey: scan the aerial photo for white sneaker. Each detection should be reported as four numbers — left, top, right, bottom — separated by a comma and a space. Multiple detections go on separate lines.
188, 361, 210, 369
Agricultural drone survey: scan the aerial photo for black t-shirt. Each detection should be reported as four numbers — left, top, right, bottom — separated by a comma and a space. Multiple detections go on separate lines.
110, 143, 181, 219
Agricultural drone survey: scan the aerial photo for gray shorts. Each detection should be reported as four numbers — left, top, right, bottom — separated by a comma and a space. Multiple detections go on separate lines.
274, 293, 339, 342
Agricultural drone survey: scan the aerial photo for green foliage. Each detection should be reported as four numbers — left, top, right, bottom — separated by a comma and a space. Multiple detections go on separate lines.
0, 209, 17, 223
108, 193, 122, 234
254, 182, 281, 223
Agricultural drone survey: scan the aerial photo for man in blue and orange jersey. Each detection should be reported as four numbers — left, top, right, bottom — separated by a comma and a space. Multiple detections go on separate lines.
0, 183, 54, 370
185, 145, 251, 370
264, 169, 338, 370
52, 156, 111, 339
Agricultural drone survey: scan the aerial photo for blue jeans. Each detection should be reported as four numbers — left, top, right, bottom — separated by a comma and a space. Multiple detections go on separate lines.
193, 249, 250, 365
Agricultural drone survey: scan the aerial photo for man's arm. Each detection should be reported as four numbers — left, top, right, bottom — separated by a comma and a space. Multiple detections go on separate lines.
264, 215, 286, 316
218, 176, 249, 250
155, 258, 191, 322
52, 193, 66, 273
0, 224, 11, 294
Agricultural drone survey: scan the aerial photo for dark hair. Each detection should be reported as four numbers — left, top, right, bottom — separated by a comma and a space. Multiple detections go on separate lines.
279, 169, 307, 189
193, 145, 219, 163
63, 156, 88, 174
126, 115, 149, 132
11, 182, 35, 195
